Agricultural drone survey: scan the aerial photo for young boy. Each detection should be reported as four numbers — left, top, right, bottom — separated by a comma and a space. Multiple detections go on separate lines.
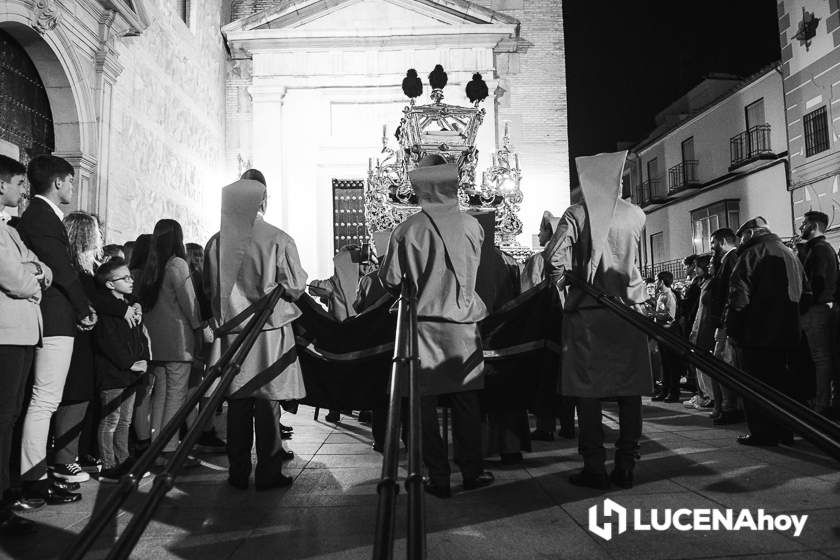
92, 258, 150, 481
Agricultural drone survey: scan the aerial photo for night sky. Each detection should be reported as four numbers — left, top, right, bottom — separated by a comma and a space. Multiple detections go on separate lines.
562, 1, 782, 185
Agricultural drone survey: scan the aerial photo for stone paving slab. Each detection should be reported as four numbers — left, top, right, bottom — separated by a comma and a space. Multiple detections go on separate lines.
1, 400, 838, 560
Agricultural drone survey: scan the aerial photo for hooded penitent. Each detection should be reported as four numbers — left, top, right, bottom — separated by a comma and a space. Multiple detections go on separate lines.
576, 150, 626, 282
409, 162, 470, 305
219, 179, 265, 323
541, 210, 560, 237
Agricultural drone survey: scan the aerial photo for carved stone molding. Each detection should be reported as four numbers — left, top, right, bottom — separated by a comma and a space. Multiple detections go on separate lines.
32, 0, 61, 35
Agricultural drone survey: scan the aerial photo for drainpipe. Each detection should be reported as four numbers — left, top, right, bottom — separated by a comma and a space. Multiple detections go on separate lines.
774, 64, 796, 235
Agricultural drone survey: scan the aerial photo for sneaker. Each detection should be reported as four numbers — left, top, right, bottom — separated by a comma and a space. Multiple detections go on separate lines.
683, 394, 700, 408
50, 463, 90, 483
79, 455, 103, 474
693, 398, 714, 410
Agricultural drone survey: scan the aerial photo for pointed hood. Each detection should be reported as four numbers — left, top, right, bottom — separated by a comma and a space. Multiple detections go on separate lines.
219, 179, 265, 318
575, 151, 627, 280
409, 162, 469, 300
541, 210, 560, 236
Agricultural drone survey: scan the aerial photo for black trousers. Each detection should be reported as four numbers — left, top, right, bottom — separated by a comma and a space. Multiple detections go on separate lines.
226, 398, 285, 484
740, 346, 795, 443
422, 390, 482, 486
577, 396, 642, 474
0, 346, 34, 503
52, 400, 89, 465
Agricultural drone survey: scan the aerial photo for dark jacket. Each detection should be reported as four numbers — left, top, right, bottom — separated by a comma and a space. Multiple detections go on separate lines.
798, 236, 838, 305
62, 274, 130, 402
681, 275, 702, 336
709, 247, 738, 328
93, 293, 150, 390
724, 231, 808, 349
17, 198, 90, 337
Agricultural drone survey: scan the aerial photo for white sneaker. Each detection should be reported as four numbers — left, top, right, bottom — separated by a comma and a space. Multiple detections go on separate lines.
683, 395, 700, 408
50, 462, 91, 483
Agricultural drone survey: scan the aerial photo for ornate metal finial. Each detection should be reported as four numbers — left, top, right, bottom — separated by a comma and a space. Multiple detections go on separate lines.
33, 0, 61, 34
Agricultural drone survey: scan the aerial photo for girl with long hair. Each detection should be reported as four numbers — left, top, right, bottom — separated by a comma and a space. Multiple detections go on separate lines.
51, 212, 134, 482
127, 232, 153, 452
141, 219, 202, 465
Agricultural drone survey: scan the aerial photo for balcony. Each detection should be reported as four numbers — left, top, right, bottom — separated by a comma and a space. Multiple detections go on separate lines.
667, 160, 700, 194
633, 178, 667, 207
729, 124, 773, 169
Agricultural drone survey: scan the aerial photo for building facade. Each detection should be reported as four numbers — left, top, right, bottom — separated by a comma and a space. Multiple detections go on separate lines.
779, 0, 840, 245
0, 0, 568, 280
625, 68, 792, 277
0, 0, 228, 243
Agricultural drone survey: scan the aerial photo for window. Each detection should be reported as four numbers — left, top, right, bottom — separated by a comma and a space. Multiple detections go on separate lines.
804, 106, 830, 157
646, 157, 658, 181
690, 200, 740, 254
650, 232, 665, 266
745, 99, 765, 130
622, 171, 631, 199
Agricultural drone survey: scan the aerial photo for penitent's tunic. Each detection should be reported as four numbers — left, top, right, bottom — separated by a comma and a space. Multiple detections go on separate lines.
545, 201, 652, 398
380, 211, 488, 396
205, 217, 308, 401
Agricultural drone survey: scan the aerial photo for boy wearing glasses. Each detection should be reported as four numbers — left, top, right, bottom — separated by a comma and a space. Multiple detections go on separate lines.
92, 258, 150, 481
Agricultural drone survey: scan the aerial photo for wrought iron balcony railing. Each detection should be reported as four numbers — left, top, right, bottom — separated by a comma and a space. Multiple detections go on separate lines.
730, 124, 772, 168
668, 160, 699, 193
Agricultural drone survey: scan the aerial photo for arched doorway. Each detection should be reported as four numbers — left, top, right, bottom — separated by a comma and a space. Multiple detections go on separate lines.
0, 28, 55, 164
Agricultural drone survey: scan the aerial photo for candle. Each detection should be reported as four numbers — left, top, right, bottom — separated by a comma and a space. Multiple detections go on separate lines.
369, 158, 373, 172
504, 121, 509, 138
382, 124, 387, 138
514, 154, 519, 170
492, 154, 497, 167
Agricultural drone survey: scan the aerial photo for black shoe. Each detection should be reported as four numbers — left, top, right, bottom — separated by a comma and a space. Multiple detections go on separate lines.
279, 423, 294, 434
568, 470, 610, 490
610, 469, 633, 489
325, 411, 340, 423
713, 410, 744, 425
736, 434, 778, 447
23, 484, 82, 505
372, 443, 383, 453
530, 429, 554, 442
279, 448, 294, 461
255, 473, 293, 491
663, 393, 681, 403
424, 480, 451, 499
0, 512, 36, 536
281, 431, 292, 440
558, 428, 576, 439
500, 452, 523, 465
651, 393, 667, 401
463, 471, 494, 491
195, 432, 227, 453
10, 498, 45, 512
227, 476, 249, 490
50, 479, 81, 492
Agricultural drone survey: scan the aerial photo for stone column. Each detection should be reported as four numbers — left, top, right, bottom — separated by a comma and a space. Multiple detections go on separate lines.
249, 84, 287, 227
92, 10, 126, 238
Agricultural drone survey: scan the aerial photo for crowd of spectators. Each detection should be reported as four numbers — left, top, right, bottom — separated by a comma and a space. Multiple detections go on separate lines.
645, 211, 839, 445
0, 154, 233, 536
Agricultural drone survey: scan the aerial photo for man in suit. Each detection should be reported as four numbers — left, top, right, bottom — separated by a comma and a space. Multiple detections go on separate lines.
16, 155, 96, 504
544, 151, 652, 490
0, 155, 53, 534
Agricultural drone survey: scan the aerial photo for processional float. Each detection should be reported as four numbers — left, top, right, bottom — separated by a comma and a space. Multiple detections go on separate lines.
364, 64, 531, 260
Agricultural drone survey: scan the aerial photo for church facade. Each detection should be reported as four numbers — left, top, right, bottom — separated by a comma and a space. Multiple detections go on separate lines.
0, 0, 567, 279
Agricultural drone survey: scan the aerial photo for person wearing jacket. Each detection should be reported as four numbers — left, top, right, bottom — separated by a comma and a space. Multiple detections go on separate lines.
724, 216, 809, 446
139, 219, 203, 463
17, 155, 96, 505
0, 155, 52, 535
92, 259, 151, 481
